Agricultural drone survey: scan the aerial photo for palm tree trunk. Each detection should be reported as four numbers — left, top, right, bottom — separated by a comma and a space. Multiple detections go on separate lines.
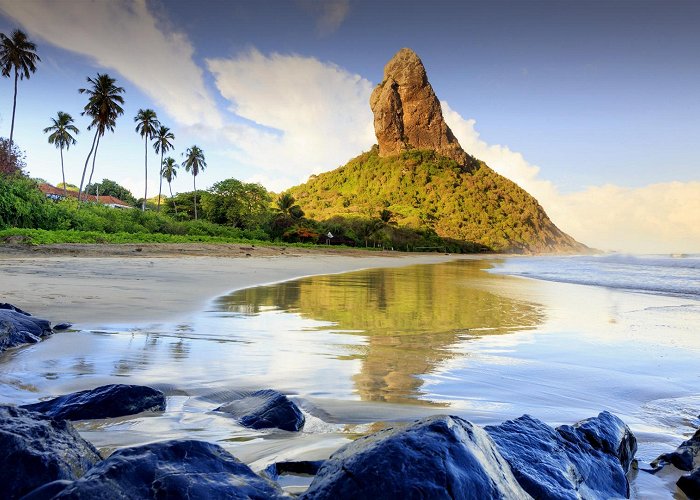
157, 151, 163, 212
87, 133, 101, 190
60, 147, 67, 198
9, 69, 18, 146
78, 129, 99, 202
169, 182, 177, 214
193, 174, 198, 220
142, 136, 148, 211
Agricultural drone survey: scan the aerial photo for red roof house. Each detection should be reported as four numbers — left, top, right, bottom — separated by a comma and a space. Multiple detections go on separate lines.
38, 183, 132, 209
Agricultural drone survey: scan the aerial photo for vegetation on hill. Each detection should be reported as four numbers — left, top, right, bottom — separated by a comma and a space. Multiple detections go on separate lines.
0, 169, 479, 252
288, 147, 582, 253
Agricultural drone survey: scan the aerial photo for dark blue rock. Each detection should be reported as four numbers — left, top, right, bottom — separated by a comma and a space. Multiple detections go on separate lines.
652, 428, 699, 472
215, 389, 305, 432
568, 410, 637, 472
25, 439, 289, 499
0, 405, 101, 499
301, 415, 528, 499
0, 304, 53, 353
22, 384, 166, 420
485, 411, 636, 500
678, 468, 700, 499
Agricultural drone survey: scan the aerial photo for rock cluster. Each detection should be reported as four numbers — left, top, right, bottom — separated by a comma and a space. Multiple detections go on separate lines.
302, 412, 636, 499
2, 396, 642, 500
369, 48, 471, 167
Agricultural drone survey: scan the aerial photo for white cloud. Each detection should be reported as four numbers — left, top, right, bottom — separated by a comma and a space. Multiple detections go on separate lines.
0, 0, 222, 128
443, 102, 700, 254
207, 48, 375, 188
299, 0, 351, 36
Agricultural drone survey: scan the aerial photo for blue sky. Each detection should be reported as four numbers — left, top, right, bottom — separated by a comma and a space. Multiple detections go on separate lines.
0, 0, 698, 252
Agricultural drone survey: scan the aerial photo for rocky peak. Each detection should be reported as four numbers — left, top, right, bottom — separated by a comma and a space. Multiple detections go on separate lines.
370, 48, 470, 167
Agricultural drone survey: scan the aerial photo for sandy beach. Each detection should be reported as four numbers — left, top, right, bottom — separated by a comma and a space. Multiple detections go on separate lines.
0, 243, 460, 327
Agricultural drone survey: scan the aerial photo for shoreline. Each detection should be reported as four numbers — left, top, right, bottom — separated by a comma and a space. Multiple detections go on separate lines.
0, 243, 477, 327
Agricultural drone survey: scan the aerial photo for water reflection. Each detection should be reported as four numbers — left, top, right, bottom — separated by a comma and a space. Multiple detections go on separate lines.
217, 260, 544, 402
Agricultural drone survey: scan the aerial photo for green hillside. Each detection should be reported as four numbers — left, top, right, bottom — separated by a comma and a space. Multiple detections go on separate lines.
288, 146, 583, 253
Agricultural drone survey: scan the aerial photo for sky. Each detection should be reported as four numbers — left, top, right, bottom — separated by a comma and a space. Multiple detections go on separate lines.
0, 0, 698, 253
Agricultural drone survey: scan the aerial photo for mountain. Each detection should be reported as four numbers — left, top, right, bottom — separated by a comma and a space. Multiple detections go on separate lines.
288, 48, 585, 253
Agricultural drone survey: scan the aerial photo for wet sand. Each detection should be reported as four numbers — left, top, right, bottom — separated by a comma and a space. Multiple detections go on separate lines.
0, 244, 462, 327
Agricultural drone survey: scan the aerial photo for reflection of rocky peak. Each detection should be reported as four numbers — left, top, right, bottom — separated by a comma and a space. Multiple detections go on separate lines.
369, 48, 470, 167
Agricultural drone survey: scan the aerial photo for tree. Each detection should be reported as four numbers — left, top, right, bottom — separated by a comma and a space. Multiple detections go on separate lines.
0, 137, 25, 176
85, 178, 137, 206
182, 146, 206, 220
78, 73, 125, 201
276, 193, 304, 219
202, 178, 271, 227
0, 29, 40, 146
43, 112, 78, 197
161, 157, 178, 214
134, 109, 160, 211
153, 125, 174, 212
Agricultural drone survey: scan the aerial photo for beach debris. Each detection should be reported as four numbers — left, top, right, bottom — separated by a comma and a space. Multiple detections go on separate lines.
215, 389, 305, 432
301, 415, 529, 499
23, 439, 289, 499
0, 405, 101, 499
485, 411, 636, 499
21, 384, 166, 420
0, 303, 53, 353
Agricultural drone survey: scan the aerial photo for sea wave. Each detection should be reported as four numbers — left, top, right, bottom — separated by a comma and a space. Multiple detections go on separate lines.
489, 254, 700, 299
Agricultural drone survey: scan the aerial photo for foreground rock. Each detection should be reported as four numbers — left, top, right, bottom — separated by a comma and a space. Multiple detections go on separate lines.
301, 415, 528, 499
25, 439, 288, 499
370, 48, 472, 168
0, 405, 101, 499
651, 427, 700, 499
0, 303, 53, 353
485, 411, 636, 499
215, 389, 305, 432
22, 384, 166, 420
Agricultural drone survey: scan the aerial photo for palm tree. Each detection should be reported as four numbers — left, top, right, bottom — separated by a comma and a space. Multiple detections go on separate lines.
153, 125, 174, 211
134, 109, 160, 211
78, 73, 125, 201
161, 157, 178, 214
43, 112, 79, 198
0, 29, 40, 146
276, 193, 304, 219
182, 145, 206, 220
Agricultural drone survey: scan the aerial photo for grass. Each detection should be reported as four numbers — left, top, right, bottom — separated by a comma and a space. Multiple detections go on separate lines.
0, 227, 358, 249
